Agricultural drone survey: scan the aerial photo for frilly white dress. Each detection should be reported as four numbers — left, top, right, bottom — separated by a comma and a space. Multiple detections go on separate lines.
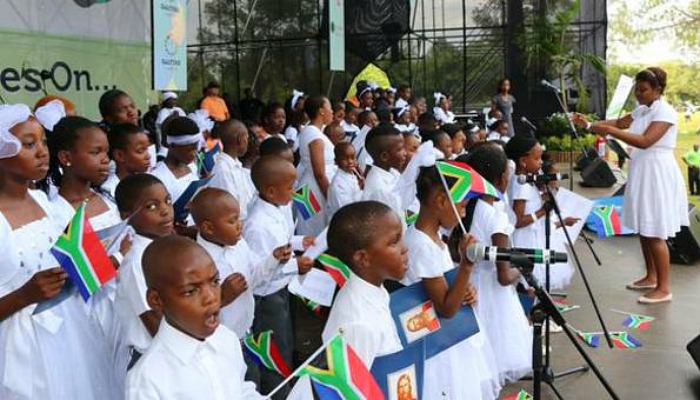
402, 227, 501, 400
624, 98, 688, 239
469, 199, 532, 383
0, 190, 118, 400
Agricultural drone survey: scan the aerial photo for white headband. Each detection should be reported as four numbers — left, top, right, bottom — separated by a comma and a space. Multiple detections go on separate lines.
433, 92, 444, 106
291, 89, 304, 110
166, 132, 204, 146
358, 86, 373, 97
187, 109, 214, 135
0, 104, 31, 159
396, 106, 409, 118
386, 86, 397, 94
369, 82, 379, 90
35, 100, 66, 132
163, 91, 178, 101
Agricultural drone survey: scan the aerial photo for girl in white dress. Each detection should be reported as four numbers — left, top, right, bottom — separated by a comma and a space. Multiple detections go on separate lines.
433, 92, 456, 125
296, 96, 337, 236
504, 135, 575, 290
401, 165, 501, 400
0, 104, 118, 399
456, 144, 532, 383
572, 67, 687, 304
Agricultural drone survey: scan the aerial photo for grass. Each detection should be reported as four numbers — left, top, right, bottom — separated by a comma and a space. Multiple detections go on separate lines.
673, 112, 700, 207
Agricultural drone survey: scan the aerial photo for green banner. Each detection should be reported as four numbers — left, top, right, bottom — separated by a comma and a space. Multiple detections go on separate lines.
329, 0, 345, 71
0, 28, 154, 120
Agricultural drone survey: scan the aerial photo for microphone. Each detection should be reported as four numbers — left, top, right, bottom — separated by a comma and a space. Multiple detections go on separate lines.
466, 243, 568, 264
517, 173, 569, 185
520, 116, 537, 132
540, 80, 561, 93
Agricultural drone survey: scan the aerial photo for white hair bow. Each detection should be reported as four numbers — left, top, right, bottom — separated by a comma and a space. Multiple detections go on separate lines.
369, 82, 379, 91
187, 109, 215, 135
0, 104, 31, 159
386, 87, 397, 94
35, 100, 66, 132
433, 92, 444, 106
291, 89, 305, 110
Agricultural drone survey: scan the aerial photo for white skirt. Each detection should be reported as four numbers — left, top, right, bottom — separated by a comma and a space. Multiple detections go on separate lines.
472, 264, 533, 384
624, 148, 688, 239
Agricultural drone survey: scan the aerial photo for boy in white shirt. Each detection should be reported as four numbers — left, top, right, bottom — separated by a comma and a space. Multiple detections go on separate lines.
243, 156, 315, 398
113, 174, 175, 390
327, 142, 363, 221
208, 119, 256, 221
361, 124, 407, 216
126, 235, 263, 400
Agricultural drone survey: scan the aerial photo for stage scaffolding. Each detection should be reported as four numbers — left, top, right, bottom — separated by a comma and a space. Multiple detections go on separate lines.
186, 0, 607, 116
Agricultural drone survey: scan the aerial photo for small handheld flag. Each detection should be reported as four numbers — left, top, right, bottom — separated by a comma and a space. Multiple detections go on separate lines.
317, 253, 351, 288
575, 329, 601, 348
295, 335, 385, 400
610, 332, 642, 349
293, 185, 322, 220
553, 298, 580, 314
405, 209, 419, 226
505, 390, 534, 400
299, 295, 322, 315
243, 331, 291, 378
590, 205, 622, 238
50, 204, 116, 301
611, 309, 655, 330
435, 161, 502, 203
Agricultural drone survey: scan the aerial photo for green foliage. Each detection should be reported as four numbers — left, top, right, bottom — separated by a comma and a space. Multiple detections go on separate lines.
607, 61, 700, 108
542, 133, 596, 151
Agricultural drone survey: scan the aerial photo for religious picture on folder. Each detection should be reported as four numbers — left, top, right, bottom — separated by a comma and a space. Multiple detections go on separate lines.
398, 300, 441, 343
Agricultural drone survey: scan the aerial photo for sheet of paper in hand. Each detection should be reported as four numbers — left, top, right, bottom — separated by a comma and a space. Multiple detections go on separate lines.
173, 176, 213, 221
389, 268, 480, 359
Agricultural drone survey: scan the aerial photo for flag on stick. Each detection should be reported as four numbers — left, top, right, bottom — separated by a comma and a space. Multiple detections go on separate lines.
610, 332, 642, 349
435, 161, 502, 203
50, 204, 116, 301
293, 185, 322, 220
317, 253, 351, 288
243, 331, 292, 378
575, 330, 601, 348
611, 309, 655, 330
553, 298, 580, 314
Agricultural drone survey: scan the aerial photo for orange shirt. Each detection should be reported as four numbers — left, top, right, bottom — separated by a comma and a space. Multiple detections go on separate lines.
201, 96, 229, 121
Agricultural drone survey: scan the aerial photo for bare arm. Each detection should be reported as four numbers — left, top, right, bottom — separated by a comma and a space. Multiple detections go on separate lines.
309, 139, 330, 198
512, 199, 546, 228
572, 113, 670, 149
0, 268, 68, 322
492, 233, 520, 286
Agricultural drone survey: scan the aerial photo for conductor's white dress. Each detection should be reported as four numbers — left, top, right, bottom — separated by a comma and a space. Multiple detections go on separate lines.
469, 199, 532, 384
402, 227, 501, 400
0, 190, 119, 400
624, 98, 688, 239
296, 124, 337, 236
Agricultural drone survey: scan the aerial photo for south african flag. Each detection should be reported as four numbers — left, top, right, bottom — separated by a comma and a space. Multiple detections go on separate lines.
590, 205, 622, 238
243, 330, 291, 377
318, 253, 352, 288
621, 313, 655, 330
50, 203, 116, 301
610, 332, 642, 349
293, 184, 322, 220
435, 161, 502, 203
505, 390, 534, 400
575, 330, 601, 348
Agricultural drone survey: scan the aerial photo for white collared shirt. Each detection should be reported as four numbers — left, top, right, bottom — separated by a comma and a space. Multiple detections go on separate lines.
197, 235, 278, 337
243, 196, 304, 296
352, 125, 375, 168
126, 320, 262, 400
362, 166, 402, 217
433, 107, 456, 125
322, 274, 402, 368
327, 169, 362, 221
395, 98, 409, 109
207, 152, 256, 221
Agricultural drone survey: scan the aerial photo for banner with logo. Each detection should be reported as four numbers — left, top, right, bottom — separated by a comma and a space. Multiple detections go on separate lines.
152, 0, 187, 91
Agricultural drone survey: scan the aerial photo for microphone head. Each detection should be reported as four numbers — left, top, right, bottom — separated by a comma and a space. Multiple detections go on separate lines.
552, 251, 568, 263
540, 79, 550, 86
520, 116, 527, 122
466, 243, 485, 263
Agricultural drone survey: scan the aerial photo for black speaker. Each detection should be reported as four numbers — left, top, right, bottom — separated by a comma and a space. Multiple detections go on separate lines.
687, 332, 700, 371
580, 157, 616, 188
668, 204, 700, 265
575, 148, 598, 171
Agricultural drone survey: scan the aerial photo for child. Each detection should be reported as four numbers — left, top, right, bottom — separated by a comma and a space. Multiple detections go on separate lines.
323, 120, 347, 146
487, 119, 510, 143
104, 123, 152, 197
424, 129, 453, 159
341, 101, 360, 141
149, 116, 199, 207
187, 109, 218, 151
260, 102, 287, 143
393, 105, 418, 136
459, 144, 532, 383
208, 119, 256, 221
402, 132, 421, 165
155, 92, 186, 138
362, 124, 407, 216
113, 174, 174, 388
241, 120, 262, 169
403, 165, 500, 400
395, 84, 412, 109
126, 235, 263, 399
443, 123, 467, 157
353, 109, 378, 169
433, 92, 456, 125
243, 156, 314, 398
0, 104, 118, 399
504, 135, 574, 290
259, 137, 295, 164
327, 142, 363, 221
284, 107, 308, 152
99, 89, 140, 129
332, 99, 346, 123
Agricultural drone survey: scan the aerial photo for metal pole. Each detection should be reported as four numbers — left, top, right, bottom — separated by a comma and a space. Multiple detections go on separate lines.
462, 0, 467, 112
251, 47, 268, 92
233, 0, 241, 101
198, 0, 205, 89
421, 0, 426, 94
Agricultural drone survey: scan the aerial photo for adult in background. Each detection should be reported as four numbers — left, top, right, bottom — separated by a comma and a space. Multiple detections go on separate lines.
155, 92, 186, 138
572, 67, 687, 304
491, 78, 516, 137
682, 143, 700, 195
200, 81, 230, 122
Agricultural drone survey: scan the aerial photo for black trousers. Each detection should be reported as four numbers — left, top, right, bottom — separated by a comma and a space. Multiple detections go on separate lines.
689, 167, 700, 195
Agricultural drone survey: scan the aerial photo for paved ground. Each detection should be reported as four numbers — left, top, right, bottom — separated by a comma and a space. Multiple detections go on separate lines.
501, 170, 700, 400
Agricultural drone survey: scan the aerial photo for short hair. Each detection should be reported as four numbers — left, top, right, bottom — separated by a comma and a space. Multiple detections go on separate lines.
323, 121, 343, 137
262, 102, 285, 121
415, 166, 444, 203
332, 100, 346, 113
304, 96, 328, 120
397, 84, 411, 93
357, 110, 375, 127
215, 119, 247, 149
327, 201, 395, 270
490, 119, 507, 132
334, 141, 354, 159
143, 235, 213, 290
461, 142, 507, 183
206, 81, 220, 90
417, 111, 437, 126
163, 116, 199, 138
108, 123, 146, 157
376, 107, 392, 124
504, 134, 538, 162
190, 187, 236, 225
98, 89, 129, 118
259, 137, 291, 158
115, 173, 165, 213
635, 67, 667, 94
250, 156, 295, 192
365, 123, 401, 159
441, 123, 464, 138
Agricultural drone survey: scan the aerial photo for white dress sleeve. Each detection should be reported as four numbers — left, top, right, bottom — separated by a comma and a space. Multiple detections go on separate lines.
652, 101, 678, 125
407, 234, 446, 279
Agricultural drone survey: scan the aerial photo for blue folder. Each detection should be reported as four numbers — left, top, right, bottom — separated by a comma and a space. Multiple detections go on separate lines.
173, 176, 213, 222
371, 340, 425, 400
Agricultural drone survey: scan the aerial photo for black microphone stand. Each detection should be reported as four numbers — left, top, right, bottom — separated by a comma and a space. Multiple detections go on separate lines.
512, 255, 620, 400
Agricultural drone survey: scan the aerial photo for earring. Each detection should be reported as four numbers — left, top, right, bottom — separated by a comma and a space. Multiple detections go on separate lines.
66, 162, 71, 167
